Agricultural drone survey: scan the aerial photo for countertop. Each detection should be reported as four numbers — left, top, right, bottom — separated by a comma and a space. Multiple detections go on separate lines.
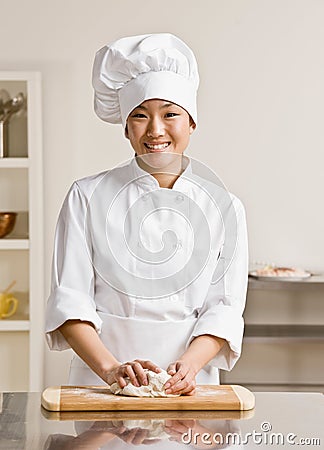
0, 391, 323, 449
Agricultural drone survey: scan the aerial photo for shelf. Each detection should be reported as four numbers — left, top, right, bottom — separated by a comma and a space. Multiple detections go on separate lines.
244, 324, 324, 343
0, 158, 29, 168
248, 274, 324, 291
0, 71, 44, 391
0, 320, 30, 331
0, 239, 29, 250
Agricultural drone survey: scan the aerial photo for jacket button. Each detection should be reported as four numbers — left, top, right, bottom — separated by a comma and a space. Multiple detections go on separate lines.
173, 240, 182, 249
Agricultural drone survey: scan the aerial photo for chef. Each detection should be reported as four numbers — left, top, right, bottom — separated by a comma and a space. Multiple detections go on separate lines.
45, 33, 248, 396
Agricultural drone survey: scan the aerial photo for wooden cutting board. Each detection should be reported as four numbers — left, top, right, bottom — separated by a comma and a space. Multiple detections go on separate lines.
42, 385, 255, 412
42, 407, 255, 422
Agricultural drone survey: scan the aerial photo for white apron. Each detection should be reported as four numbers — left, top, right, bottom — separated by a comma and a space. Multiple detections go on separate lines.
68, 312, 219, 385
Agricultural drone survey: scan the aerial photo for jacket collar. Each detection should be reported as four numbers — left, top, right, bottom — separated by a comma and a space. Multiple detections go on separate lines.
130, 154, 192, 189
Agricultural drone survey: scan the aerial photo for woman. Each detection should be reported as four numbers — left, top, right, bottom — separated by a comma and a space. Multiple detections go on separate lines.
45, 33, 248, 396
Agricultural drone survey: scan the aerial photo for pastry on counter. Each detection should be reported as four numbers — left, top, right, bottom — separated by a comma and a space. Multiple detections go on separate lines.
249, 265, 311, 280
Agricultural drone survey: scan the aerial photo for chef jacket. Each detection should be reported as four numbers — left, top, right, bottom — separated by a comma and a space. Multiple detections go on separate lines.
45, 157, 248, 385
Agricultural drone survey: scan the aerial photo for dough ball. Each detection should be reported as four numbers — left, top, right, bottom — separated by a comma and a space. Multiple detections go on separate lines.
112, 419, 169, 440
109, 369, 179, 397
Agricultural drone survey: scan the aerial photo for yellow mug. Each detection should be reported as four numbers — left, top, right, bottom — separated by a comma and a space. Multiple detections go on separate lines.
0, 293, 18, 319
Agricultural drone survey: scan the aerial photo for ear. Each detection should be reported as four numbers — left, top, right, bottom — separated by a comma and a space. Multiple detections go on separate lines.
124, 124, 129, 139
189, 117, 196, 135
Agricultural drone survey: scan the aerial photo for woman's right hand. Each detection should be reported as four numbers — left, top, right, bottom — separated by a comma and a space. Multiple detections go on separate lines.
105, 359, 161, 388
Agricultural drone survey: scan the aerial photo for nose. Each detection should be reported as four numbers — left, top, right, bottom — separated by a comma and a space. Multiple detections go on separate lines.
146, 116, 165, 138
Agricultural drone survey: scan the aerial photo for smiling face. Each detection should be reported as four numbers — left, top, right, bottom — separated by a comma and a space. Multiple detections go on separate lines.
125, 99, 196, 157
125, 99, 196, 187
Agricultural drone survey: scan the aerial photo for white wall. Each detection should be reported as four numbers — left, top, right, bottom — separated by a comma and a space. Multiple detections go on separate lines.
0, 0, 323, 388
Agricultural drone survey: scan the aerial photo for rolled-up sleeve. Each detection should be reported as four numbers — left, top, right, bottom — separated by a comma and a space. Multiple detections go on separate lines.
45, 182, 102, 350
190, 196, 248, 371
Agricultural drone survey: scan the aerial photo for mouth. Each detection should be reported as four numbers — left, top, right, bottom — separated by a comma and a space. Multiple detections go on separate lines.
144, 142, 171, 152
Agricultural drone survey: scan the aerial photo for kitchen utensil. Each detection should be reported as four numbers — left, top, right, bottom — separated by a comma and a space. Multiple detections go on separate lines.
0, 89, 10, 120
3, 280, 17, 293
0, 93, 26, 157
1, 92, 25, 122
0, 212, 17, 238
42, 384, 255, 412
0, 121, 8, 157
0, 292, 18, 319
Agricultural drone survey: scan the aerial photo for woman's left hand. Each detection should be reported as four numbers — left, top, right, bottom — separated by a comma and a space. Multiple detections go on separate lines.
164, 360, 197, 396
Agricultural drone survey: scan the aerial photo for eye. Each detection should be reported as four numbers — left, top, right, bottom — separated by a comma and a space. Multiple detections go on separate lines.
131, 113, 147, 118
165, 112, 179, 118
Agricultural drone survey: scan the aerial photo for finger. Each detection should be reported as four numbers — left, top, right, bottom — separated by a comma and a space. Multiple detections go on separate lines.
164, 367, 189, 389
137, 359, 162, 373
164, 421, 189, 434
132, 361, 148, 386
121, 427, 139, 444
166, 377, 195, 395
165, 431, 182, 441
116, 375, 127, 388
183, 387, 196, 396
174, 383, 196, 396
124, 364, 140, 387
175, 379, 196, 395
164, 428, 183, 440
166, 363, 177, 376
165, 419, 195, 429
132, 428, 149, 445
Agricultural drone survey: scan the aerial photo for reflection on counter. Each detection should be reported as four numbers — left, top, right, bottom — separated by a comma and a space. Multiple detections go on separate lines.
44, 417, 242, 449
1, 392, 323, 450
0, 393, 28, 446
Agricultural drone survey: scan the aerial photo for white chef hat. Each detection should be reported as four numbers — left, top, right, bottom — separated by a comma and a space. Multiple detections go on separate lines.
92, 33, 199, 128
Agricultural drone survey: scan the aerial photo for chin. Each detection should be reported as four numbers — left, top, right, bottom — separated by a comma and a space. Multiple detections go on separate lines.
138, 152, 181, 172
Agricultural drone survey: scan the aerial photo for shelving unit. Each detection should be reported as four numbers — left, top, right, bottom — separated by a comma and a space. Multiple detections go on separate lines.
248, 274, 324, 291
0, 157, 29, 168
244, 324, 324, 343
221, 275, 324, 391
0, 319, 30, 331
0, 239, 29, 250
0, 72, 43, 391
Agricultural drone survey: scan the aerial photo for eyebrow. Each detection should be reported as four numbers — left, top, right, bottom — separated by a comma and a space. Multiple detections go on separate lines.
134, 102, 175, 111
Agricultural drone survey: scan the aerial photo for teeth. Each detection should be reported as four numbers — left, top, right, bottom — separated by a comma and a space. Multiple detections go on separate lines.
146, 143, 169, 150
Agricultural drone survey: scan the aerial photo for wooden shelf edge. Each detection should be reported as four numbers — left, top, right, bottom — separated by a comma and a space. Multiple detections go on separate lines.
0, 239, 29, 249
0, 158, 29, 168
0, 320, 30, 331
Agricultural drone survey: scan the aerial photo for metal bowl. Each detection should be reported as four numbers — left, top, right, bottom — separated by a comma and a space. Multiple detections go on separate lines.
0, 212, 17, 238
